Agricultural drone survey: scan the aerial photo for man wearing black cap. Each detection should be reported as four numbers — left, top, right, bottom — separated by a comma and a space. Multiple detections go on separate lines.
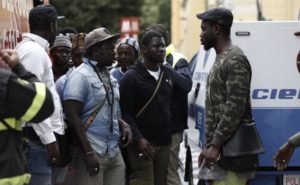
196, 8, 256, 185
63, 27, 131, 185
16, 4, 65, 185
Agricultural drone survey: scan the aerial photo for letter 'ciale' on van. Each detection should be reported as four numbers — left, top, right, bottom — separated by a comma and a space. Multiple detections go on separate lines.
252, 89, 300, 99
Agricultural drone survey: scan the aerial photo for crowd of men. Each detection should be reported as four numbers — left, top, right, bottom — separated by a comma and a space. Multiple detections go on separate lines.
0, 4, 192, 185
1, 3, 300, 185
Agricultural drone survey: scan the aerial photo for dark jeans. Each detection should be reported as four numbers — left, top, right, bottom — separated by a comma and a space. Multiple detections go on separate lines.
26, 140, 52, 185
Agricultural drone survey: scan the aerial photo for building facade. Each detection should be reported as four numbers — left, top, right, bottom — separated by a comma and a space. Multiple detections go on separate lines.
171, 0, 300, 60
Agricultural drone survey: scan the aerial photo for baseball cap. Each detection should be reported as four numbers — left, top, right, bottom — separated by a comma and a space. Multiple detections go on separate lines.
85, 27, 120, 50
197, 7, 233, 27
50, 35, 72, 50
29, 5, 59, 25
117, 37, 139, 53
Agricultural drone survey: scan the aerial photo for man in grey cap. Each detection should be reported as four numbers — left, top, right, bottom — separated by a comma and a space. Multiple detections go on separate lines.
196, 7, 256, 185
63, 27, 131, 185
16, 4, 64, 185
50, 35, 72, 81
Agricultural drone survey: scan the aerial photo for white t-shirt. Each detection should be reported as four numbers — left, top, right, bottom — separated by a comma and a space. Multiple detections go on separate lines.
147, 66, 161, 81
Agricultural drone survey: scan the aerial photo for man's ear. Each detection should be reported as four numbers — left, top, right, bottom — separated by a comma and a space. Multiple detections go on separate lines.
141, 44, 147, 55
50, 22, 54, 32
213, 24, 221, 35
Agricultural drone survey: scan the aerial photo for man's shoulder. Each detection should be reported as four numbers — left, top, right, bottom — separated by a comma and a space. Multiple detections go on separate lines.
222, 45, 248, 65
17, 39, 44, 51
16, 40, 47, 59
228, 45, 246, 58
71, 63, 92, 76
124, 64, 140, 76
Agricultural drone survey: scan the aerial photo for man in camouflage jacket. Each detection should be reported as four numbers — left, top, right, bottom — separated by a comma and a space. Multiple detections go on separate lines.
197, 8, 256, 185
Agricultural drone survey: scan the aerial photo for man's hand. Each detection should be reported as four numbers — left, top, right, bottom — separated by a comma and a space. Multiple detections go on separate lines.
47, 141, 61, 168
121, 126, 132, 147
119, 119, 132, 147
198, 148, 207, 168
1, 49, 20, 69
273, 142, 295, 170
203, 145, 220, 169
137, 138, 155, 160
84, 151, 100, 176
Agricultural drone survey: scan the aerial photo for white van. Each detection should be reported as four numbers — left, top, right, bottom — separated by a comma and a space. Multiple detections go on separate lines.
185, 21, 300, 185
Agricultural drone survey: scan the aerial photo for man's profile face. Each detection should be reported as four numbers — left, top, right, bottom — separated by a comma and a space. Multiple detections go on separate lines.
94, 39, 116, 67
200, 21, 216, 51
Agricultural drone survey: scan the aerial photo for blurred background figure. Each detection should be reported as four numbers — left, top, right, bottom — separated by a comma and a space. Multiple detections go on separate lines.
71, 33, 87, 67
55, 32, 86, 103
50, 35, 72, 81
60, 27, 77, 42
111, 36, 139, 83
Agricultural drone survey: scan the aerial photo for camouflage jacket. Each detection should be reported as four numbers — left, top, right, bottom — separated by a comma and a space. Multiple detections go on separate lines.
205, 45, 252, 149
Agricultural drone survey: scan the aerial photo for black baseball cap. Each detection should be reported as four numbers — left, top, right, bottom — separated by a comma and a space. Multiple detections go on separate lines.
29, 5, 58, 25
197, 7, 233, 27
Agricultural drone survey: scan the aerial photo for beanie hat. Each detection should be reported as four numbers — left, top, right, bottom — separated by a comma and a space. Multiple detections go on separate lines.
51, 35, 72, 50
117, 36, 139, 53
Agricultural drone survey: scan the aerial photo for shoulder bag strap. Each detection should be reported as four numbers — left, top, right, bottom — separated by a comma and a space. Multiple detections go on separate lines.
136, 70, 165, 118
83, 99, 106, 130
84, 60, 114, 131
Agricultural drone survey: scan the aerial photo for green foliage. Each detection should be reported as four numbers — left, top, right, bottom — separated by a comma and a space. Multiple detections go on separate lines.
51, 0, 170, 36
140, 0, 170, 33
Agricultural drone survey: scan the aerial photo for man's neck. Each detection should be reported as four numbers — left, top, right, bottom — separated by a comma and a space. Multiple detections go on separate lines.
52, 64, 68, 81
53, 64, 68, 75
143, 59, 160, 71
214, 37, 232, 54
31, 30, 47, 41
